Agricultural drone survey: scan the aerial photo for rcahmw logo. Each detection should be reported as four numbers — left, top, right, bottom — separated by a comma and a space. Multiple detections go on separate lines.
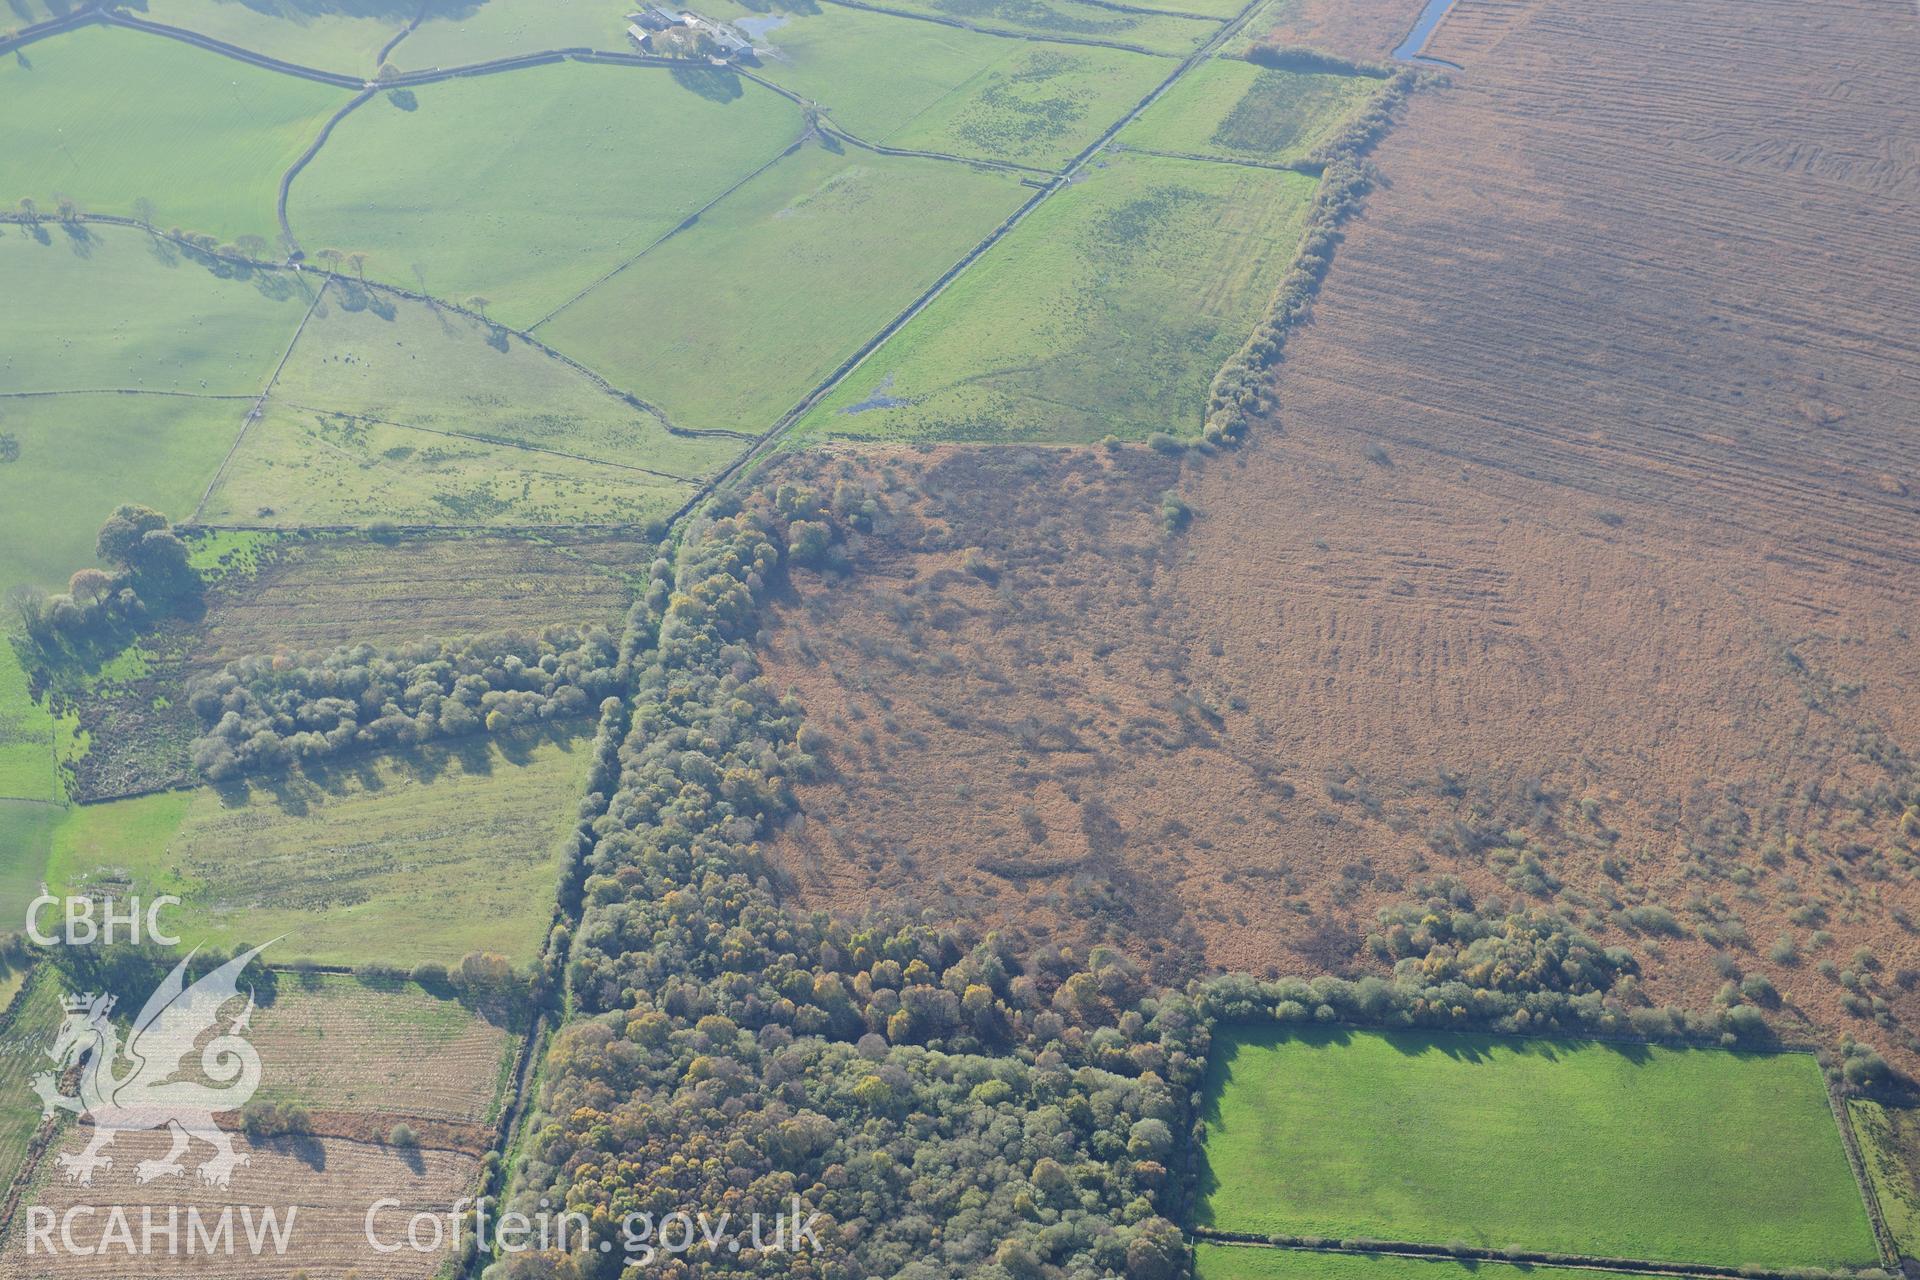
34, 943, 271, 1188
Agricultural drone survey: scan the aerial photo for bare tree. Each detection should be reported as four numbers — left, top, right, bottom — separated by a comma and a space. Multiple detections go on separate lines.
3, 585, 45, 639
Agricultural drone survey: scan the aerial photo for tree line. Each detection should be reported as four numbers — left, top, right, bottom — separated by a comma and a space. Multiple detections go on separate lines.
6, 505, 200, 655
186, 625, 621, 779
1203, 67, 1418, 446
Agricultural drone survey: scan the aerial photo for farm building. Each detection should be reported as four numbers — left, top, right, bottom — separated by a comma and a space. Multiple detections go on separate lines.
628, 5, 682, 31
625, 6, 751, 58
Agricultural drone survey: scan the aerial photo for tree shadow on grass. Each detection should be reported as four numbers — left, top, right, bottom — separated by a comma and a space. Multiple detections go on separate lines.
60, 221, 94, 258
335, 279, 397, 321
671, 66, 743, 103
208, 720, 587, 811
144, 230, 180, 267
256, 1131, 326, 1171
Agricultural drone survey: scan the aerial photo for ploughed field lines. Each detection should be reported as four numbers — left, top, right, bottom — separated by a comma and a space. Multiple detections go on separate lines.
1283, 125, 1920, 577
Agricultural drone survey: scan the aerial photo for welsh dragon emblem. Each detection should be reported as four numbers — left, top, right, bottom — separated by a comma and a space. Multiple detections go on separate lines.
33, 944, 271, 1188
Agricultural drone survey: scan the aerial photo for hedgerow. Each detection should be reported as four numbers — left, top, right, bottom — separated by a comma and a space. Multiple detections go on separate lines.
186, 626, 620, 779
1203, 68, 1419, 445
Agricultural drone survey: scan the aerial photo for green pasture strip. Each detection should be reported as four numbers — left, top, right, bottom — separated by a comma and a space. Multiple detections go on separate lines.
884, 41, 1170, 168
0, 970, 62, 1189
0, 800, 59, 931
1116, 58, 1378, 163
1851, 1099, 1920, 1260
1217, 0, 1300, 55
0, 661, 57, 805
1194, 1245, 1641, 1280
743, 4, 1168, 168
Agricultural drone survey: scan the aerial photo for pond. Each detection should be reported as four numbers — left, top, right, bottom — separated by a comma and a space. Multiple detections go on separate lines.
1392, 0, 1464, 67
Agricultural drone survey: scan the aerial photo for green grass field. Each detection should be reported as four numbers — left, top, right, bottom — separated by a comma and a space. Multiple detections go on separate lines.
397, 0, 634, 67
136, 0, 416, 76
0, 970, 64, 1188
1197, 1027, 1879, 1270
0, 800, 59, 925
46, 733, 591, 966
0, 224, 315, 395
0, 392, 245, 587
0, 24, 350, 245
538, 143, 1030, 434
2, 0, 72, 30
1118, 59, 1378, 163
268, 283, 742, 475
201, 402, 696, 527
0, 661, 57, 804
1192, 1246, 1639, 1280
879, 0, 1219, 56
1851, 1099, 1920, 1258
743, 6, 1168, 168
795, 151, 1314, 443
287, 61, 801, 327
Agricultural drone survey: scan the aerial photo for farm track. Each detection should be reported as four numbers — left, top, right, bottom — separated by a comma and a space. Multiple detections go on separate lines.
190, 274, 328, 523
